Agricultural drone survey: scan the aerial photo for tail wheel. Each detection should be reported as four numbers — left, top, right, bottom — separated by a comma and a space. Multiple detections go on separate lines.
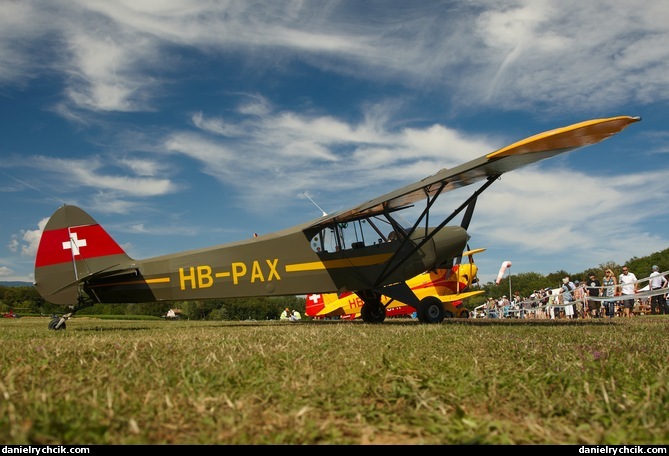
360, 299, 386, 324
458, 309, 470, 319
48, 317, 66, 330
417, 296, 445, 323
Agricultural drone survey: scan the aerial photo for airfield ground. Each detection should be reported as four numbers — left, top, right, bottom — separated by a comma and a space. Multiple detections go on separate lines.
1, 316, 668, 445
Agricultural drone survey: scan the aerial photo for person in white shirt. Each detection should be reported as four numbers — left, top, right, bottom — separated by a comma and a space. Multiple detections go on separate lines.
618, 266, 638, 318
649, 265, 668, 315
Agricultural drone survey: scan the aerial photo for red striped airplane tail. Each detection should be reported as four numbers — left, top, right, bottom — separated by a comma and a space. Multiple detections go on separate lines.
34, 205, 134, 305
305, 293, 326, 317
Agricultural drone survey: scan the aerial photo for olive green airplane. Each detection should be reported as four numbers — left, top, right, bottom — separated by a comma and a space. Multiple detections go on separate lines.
35, 116, 640, 330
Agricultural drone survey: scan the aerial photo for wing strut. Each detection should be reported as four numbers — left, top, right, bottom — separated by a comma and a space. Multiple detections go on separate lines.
373, 174, 500, 288
454, 193, 478, 265
373, 181, 449, 284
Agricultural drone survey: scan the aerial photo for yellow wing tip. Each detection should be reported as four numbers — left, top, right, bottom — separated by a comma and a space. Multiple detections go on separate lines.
488, 115, 641, 159
462, 247, 486, 256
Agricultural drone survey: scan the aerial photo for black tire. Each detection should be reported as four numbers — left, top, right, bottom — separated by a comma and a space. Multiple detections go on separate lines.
48, 317, 66, 330
444, 310, 455, 318
360, 300, 386, 323
458, 309, 470, 319
417, 297, 445, 323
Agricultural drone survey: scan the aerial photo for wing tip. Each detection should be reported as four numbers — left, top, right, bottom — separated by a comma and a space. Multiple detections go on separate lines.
488, 115, 641, 159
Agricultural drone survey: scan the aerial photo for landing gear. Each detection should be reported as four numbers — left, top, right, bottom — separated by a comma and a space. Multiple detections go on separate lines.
47, 296, 94, 330
48, 315, 66, 330
358, 291, 387, 323
360, 300, 386, 323
458, 309, 470, 319
416, 296, 445, 323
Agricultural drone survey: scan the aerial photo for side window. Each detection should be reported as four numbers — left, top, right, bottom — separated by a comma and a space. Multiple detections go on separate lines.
310, 232, 325, 252
309, 215, 405, 253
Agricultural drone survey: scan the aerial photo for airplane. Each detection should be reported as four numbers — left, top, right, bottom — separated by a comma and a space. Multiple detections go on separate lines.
34, 115, 640, 330
306, 292, 414, 320
306, 248, 485, 320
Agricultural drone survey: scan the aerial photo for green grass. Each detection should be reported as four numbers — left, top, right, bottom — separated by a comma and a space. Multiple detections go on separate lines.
1, 316, 668, 445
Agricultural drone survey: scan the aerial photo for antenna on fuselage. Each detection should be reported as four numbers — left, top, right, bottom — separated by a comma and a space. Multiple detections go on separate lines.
303, 192, 328, 217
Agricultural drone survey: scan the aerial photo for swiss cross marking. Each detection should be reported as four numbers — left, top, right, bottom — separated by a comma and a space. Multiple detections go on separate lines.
62, 232, 87, 255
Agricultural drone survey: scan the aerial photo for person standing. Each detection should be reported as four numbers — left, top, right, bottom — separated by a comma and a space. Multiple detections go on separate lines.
573, 280, 586, 319
486, 297, 497, 318
618, 266, 638, 318
586, 272, 602, 318
545, 289, 556, 319
602, 269, 618, 318
649, 265, 668, 315
501, 295, 510, 318
559, 277, 573, 319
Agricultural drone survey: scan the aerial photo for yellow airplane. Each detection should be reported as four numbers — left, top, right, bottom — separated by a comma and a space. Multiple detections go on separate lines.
34, 116, 639, 329
306, 248, 485, 320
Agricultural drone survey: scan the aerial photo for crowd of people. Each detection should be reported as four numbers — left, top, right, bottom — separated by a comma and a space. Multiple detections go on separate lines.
480, 265, 669, 319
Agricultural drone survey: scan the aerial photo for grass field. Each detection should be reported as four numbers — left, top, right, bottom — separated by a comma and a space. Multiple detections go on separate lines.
1, 316, 668, 445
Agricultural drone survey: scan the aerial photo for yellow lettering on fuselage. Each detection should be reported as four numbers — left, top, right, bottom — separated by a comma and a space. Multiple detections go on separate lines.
347, 296, 364, 310
250, 261, 264, 282
231, 262, 247, 285
197, 265, 213, 288
179, 259, 282, 289
266, 259, 280, 280
180, 267, 196, 290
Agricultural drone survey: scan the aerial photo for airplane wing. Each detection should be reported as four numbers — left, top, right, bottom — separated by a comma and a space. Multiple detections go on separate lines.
314, 286, 485, 316
309, 116, 640, 228
439, 289, 485, 303
317, 304, 355, 318
315, 294, 364, 317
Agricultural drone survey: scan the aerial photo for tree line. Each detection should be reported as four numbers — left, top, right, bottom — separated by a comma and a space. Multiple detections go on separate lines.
0, 286, 305, 321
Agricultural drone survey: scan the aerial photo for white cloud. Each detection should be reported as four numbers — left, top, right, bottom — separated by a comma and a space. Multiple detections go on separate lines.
11, 217, 49, 258
3, 1, 667, 116
23, 156, 177, 197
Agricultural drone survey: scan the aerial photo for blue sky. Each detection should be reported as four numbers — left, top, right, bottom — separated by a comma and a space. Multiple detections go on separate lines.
1, 0, 668, 286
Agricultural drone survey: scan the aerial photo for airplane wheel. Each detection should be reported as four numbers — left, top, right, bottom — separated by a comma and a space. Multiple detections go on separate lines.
417, 297, 445, 323
444, 310, 455, 318
360, 301, 386, 323
48, 317, 66, 330
458, 309, 470, 319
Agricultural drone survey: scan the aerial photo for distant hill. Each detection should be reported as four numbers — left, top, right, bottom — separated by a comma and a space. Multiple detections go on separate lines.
0, 281, 34, 287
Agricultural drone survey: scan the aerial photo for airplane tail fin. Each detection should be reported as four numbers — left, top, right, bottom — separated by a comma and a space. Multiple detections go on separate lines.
34, 205, 134, 305
305, 294, 322, 317
305, 293, 330, 317
305, 292, 347, 318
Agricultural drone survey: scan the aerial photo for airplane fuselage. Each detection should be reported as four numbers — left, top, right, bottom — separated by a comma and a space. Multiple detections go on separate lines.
35, 205, 469, 305
88, 226, 468, 303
